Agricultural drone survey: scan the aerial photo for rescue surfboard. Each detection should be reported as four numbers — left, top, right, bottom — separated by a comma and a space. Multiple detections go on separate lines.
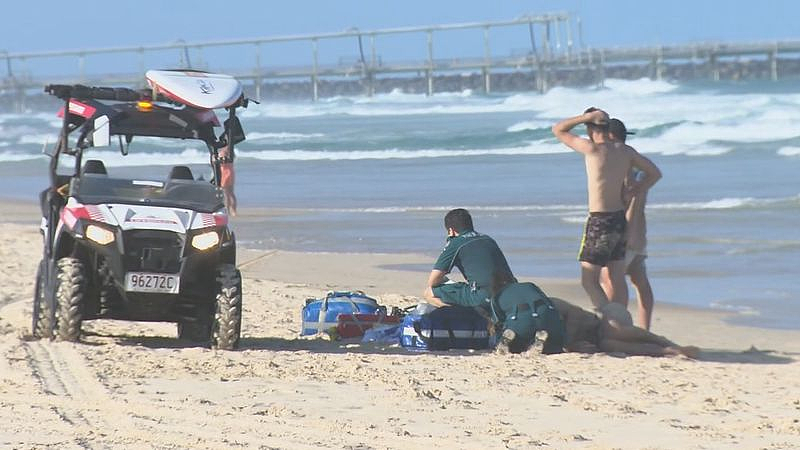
145, 70, 243, 109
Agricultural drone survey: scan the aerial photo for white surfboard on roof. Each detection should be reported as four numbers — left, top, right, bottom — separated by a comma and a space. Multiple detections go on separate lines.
145, 70, 243, 110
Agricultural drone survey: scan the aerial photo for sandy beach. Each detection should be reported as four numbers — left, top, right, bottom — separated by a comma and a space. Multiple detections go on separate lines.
2, 212, 799, 449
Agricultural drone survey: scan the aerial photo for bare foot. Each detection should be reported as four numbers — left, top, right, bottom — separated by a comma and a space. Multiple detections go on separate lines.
679, 345, 700, 359
665, 345, 699, 359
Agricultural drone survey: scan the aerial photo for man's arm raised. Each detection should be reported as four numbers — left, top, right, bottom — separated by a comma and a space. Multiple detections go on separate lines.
552, 109, 608, 154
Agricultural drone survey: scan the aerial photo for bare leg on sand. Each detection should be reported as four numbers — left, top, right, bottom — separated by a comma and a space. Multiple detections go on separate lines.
600, 321, 698, 358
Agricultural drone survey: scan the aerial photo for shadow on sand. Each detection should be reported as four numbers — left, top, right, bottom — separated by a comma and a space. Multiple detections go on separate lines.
83, 331, 198, 349
697, 346, 796, 364
101, 332, 486, 356
239, 336, 450, 356
84, 332, 797, 363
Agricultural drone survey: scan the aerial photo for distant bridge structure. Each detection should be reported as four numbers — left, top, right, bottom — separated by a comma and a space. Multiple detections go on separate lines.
1, 13, 799, 111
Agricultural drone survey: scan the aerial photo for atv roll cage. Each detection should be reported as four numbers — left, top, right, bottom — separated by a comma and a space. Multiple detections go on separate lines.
44, 83, 249, 190
35, 79, 251, 346
40, 82, 249, 255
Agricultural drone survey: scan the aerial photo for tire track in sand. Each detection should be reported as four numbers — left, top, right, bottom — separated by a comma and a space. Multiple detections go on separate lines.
23, 340, 202, 448
25, 341, 116, 442
10, 295, 312, 448
22, 340, 303, 449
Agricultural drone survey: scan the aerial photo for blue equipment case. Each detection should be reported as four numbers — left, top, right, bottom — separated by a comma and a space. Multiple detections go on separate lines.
301, 291, 383, 336
401, 306, 491, 351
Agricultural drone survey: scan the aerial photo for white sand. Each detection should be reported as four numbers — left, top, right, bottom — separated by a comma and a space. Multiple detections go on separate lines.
1, 221, 799, 449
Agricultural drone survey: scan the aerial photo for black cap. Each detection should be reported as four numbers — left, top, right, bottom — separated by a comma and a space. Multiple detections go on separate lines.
608, 118, 635, 139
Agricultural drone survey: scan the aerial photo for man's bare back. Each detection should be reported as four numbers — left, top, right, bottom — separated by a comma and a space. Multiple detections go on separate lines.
583, 141, 638, 212
552, 108, 659, 213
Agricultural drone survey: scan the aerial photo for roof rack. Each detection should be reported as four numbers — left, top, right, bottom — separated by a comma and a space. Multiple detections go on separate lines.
44, 84, 178, 105
45, 83, 251, 109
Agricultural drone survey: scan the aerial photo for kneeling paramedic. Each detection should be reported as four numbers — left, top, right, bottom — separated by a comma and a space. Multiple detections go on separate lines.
491, 273, 565, 354
423, 208, 564, 353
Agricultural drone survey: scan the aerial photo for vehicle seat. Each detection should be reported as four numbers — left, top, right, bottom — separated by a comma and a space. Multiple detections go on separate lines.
168, 165, 194, 181
81, 159, 108, 176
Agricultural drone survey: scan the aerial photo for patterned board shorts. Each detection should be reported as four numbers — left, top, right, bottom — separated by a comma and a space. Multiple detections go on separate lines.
579, 210, 627, 266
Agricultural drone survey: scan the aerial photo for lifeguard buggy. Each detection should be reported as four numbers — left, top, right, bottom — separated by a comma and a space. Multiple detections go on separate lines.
32, 70, 249, 350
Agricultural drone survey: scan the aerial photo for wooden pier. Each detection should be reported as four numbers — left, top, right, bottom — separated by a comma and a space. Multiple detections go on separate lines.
2, 13, 800, 110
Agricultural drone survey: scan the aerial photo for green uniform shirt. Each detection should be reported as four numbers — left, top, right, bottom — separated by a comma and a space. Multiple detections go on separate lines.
433, 230, 514, 295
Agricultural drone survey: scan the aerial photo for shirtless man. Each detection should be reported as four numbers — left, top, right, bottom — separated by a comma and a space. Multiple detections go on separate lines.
601, 118, 659, 329
552, 108, 661, 312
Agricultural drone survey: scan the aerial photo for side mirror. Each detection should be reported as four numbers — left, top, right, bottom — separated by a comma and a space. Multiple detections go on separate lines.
92, 115, 111, 147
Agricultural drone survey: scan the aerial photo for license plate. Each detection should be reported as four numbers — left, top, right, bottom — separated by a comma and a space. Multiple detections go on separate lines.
125, 272, 180, 294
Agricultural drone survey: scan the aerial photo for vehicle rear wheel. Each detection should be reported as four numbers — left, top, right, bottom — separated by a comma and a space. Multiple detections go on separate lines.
55, 257, 85, 342
212, 264, 242, 350
32, 260, 54, 339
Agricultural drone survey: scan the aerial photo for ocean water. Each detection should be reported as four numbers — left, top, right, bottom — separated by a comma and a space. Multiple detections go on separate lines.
1, 78, 798, 329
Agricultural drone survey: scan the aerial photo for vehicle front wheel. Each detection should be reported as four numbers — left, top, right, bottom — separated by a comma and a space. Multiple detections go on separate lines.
212, 264, 242, 350
32, 260, 54, 339
55, 257, 86, 342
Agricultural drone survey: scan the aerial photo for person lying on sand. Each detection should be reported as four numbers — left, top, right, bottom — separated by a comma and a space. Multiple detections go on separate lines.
549, 297, 699, 358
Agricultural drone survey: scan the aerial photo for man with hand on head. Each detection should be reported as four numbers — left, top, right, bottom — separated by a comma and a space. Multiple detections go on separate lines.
551, 108, 661, 314
601, 118, 660, 329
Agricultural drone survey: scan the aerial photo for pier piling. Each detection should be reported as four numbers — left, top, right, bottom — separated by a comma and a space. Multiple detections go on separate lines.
770, 46, 778, 81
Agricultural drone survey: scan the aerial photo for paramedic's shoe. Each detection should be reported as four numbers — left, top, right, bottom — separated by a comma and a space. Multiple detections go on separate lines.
496, 329, 516, 355
531, 330, 548, 354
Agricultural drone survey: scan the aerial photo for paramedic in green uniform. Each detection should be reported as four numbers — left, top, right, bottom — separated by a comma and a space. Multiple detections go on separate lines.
492, 276, 564, 354
424, 208, 563, 354
424, 208, 515, 310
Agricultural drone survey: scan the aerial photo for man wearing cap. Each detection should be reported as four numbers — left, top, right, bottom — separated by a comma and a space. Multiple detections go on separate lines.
602, 118, 660, 329
551, 108, 661, 314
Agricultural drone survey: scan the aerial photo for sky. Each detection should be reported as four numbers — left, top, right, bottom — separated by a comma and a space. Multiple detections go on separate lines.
0, 0, 798, 76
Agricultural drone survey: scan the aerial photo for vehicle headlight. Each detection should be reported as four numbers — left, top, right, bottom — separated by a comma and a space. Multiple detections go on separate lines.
191, 230, 219, 250
86, 224, 115, 245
